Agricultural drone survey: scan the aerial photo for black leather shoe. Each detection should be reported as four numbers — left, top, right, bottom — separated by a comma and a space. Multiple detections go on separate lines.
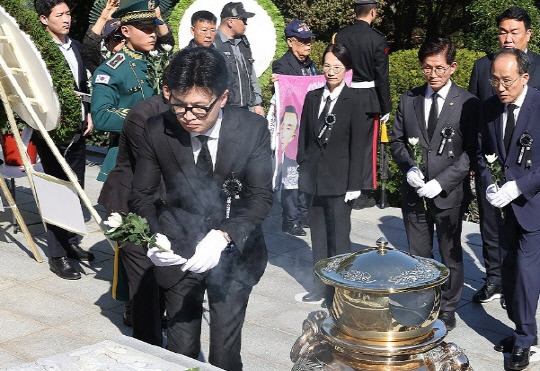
49, 257, 81, 280
283, 224, 307, 236
495, 336, 538, 353
439, 311, 456, 331
501, 297, 507, 309
507, 346, 530, 370
123, 301, 133, 327
65, 244, 95, 262
299, 219, 310, 228
321, 300, 328, 309
472, 282, 502, 303
302, 292, 324, 302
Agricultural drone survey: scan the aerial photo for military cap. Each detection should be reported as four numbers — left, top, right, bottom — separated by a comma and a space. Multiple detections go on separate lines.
220, 2, 255, 19
102, 18, 121, 37
354, 0, 377, 4
111, 0, 164, 25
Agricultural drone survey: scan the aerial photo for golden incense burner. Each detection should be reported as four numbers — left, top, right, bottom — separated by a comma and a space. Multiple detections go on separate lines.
291, 237, 472, 370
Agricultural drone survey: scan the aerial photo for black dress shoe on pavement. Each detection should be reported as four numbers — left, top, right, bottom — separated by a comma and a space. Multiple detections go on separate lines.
495, 336, 538, 353
472, 281, 502, 303
49, 257, 81, 280
302, 292, 324, 302
65, 244, 95, 262
283, 224, 307, 236
501, 297, 507, 309
438, 311, 456, 331
507, 346, 530, 370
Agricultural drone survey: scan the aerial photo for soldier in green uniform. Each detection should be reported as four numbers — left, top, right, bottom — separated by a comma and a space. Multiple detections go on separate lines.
91, 0, 172, 181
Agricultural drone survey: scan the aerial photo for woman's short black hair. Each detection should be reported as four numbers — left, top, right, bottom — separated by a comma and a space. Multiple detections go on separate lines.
322, 43, 353, 70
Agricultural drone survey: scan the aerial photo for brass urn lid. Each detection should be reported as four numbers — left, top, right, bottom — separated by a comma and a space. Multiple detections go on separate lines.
314, 238, 449, 293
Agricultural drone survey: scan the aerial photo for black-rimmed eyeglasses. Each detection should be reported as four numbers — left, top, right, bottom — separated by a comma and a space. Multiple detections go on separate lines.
169, 96, 219, 119
231, 17, 247, 25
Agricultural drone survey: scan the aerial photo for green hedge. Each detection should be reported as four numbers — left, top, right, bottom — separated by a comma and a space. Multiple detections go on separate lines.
384, 48, 485, 208
0, 0, 81, 143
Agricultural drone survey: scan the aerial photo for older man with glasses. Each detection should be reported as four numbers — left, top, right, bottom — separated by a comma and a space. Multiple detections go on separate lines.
389, 37, 481, 332
214, 2, 264, 116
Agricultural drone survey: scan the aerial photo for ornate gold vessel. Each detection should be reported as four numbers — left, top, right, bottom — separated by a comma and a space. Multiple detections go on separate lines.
290, 238, 472, 370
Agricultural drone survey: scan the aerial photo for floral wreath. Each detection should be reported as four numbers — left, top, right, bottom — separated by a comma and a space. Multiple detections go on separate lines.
0, 0, 81, 144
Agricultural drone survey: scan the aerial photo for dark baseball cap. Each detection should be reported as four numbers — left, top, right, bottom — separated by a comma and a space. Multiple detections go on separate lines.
220, 2, 255, 19
102, 18, 121, 37
285, 20, 315, 38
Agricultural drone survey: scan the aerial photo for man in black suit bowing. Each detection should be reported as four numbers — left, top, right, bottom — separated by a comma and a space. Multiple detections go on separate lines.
468, 7, 540, 305
129, 47, 273, 370
478, 48, 540, 370
390, 38, 480, 331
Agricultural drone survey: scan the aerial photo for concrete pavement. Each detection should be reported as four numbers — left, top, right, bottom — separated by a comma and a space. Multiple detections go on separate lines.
0, 152, 539, 370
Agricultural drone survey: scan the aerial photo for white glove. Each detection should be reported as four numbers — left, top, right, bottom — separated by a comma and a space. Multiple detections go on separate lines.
182, 229, 228, 274
406, 167, 425, 188
146, 233, 187, 267
417, 179, 442, 198
486, 184, 498, 205
344, 190, 361, 203
380, 113, 390, 123
490, 181, 522, 208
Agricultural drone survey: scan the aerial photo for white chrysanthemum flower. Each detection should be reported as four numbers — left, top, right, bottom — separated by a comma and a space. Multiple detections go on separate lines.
408, 137, 419, 146
149, 50, 159, 58
485, 154, 498, 164
103, 212, 122, 232
161, 44, 173, 52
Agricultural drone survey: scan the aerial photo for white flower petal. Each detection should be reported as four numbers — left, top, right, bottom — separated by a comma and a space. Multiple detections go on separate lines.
408, 137, 419, 146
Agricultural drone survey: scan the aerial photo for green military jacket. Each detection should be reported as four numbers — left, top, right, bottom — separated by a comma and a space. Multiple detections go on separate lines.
91, 45, 156, 134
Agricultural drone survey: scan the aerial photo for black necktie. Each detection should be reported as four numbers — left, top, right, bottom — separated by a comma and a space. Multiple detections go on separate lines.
504, 104, 517, 151
196, 135, 213, 176
427, 93, 439, 140
318, 96, 332, 131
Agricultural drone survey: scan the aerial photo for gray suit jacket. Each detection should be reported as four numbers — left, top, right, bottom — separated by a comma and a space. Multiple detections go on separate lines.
390, 81, 481, 209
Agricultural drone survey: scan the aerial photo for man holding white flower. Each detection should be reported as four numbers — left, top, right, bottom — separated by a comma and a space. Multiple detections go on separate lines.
129, 47, 273, 370
389, 37, 480, 331
477, 48, 540, 370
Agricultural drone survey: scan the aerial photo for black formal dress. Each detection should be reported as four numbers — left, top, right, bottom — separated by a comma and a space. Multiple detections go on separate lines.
389, 81, 480, 313
469, 49, 540, 289
297, 84, 372, 302
129, 106, 273, 370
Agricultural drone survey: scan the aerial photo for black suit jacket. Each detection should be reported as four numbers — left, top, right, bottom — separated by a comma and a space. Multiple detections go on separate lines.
128, 106, 273, 289
297, 85, 372, 196
468, 49, 540, 102
478, 88, 540, 232
98, 95, 168, 214
390, 82, 481, 210
272, 50, 318, 76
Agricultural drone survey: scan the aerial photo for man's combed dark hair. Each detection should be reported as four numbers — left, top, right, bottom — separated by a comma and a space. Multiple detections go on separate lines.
497, 7, 531, 30
34, 0, 69, 17
418, 37, 456, 65
191, 10, 217, 26
492, 48, 530, 75
163, 47, 228, 97
354, 4, 376, 18
322, 43, 353, 70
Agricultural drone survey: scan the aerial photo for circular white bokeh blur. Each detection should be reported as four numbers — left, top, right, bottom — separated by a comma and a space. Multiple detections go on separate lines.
177, 0, 277, 77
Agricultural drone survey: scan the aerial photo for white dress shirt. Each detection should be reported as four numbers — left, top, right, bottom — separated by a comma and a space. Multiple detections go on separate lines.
503, 85, 528, 134
424, 80, 452, 128
318, 81, 346, 117
190, 109, 223, 170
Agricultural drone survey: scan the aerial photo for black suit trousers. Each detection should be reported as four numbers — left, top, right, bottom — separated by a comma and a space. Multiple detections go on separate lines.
475, 176, 502, 285
500, 207, 540, 349
120, 243, 162, 346
33, 135, 86, 257
403, 201, 464, 312
307, 194, 352, 297
281, 189, 308, 227
164, 272, 253, 371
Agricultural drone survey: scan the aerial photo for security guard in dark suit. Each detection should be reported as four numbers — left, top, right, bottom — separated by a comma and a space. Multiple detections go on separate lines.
334, 0, 391, 207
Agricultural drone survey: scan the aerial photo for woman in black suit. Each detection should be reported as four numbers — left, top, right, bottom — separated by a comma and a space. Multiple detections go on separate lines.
297, 44, 372, 307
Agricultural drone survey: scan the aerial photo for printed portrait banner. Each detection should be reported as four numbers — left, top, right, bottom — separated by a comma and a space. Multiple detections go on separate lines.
274, 72, 352, 190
